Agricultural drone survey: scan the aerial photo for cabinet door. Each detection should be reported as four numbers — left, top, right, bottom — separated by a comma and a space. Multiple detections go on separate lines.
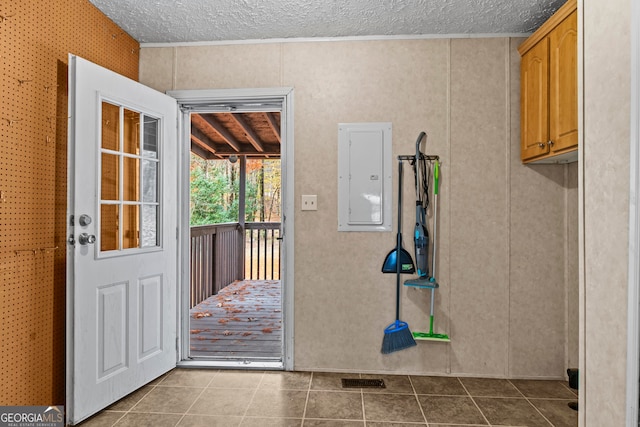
520, 39, 550, 161
549, 10, 578, 153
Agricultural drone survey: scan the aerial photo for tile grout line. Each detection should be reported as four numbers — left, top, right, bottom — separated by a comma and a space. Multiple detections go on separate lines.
300, 371, 313, 426
521, 395, 556, 427
172, 369, 220, 427
238, 370, 267, 425
359, 372, 368, 427
361, 383, 367, 427
408, 375, 429, 425
560, 380, 579, 397
456, 377, 491, 426
506, 379, 556, 427
108, 380, 160, 426
507, 378, 528, 399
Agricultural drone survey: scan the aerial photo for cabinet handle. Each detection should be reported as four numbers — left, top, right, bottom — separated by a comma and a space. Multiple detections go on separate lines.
538, 142, 545, 148
547, 140, 554, 147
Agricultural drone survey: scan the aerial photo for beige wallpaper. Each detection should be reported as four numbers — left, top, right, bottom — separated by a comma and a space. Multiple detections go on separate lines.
582, 0, 631, 423
141, 37, 578, 379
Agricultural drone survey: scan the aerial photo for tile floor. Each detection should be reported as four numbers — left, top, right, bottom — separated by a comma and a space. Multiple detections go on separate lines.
78, 369, 578, 427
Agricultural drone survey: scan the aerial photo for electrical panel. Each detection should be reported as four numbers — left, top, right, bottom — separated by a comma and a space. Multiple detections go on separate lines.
338, 123, 392, 232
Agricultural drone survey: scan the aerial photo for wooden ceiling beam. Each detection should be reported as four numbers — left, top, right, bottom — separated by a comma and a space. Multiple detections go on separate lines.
264, 112, 281, 143
230, 113, 264, 152
190, 142, 217, 160
190, 127, 219, 155
199, 114, 242, 152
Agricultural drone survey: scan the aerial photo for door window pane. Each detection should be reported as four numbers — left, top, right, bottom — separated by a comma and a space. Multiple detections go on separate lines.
102, 102, 119, 151
99, 101, 161, 254
100, 204, 118, 251
123, 109, 140, 155
123, 157, 139, 201
143, 117, 158, 159
141, 205, 158, 247
101, 153, 119, 201
142, 159, 158, 202
122, 205, 139, 249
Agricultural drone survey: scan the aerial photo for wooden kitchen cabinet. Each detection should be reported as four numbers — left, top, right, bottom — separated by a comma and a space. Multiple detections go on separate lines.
519, 0, 577, 163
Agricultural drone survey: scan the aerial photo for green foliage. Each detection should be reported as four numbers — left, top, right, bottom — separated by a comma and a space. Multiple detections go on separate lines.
190, 156, 238, 225
244, 174, 259, 222
189, 155, 281, 226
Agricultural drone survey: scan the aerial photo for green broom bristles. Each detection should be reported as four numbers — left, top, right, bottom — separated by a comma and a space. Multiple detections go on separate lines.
381, 320, 417, 354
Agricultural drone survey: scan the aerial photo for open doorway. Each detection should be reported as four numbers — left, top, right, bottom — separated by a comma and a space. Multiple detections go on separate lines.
169, 88, 294, 370
187, 109, 283, 363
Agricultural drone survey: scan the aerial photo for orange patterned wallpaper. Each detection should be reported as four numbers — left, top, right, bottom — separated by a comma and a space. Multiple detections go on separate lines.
0, 0, 139, 405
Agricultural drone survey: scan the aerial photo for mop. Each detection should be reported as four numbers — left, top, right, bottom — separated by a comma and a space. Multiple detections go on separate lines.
410, 160, 450, 342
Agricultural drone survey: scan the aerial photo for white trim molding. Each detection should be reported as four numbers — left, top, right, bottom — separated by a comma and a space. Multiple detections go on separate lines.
627, 0, 640, 424
169, 87, 295, 371
141, 33, 533, 49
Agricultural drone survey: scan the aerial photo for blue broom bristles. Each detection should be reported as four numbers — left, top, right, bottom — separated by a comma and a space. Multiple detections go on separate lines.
381, 320, 417, 354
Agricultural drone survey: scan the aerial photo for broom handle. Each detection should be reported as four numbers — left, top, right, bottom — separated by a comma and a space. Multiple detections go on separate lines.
396, 256, 401, 321
428, 161, 439, 331
431, 160, 439, 279
429, 288, 436, 334
395, 160, 404, 320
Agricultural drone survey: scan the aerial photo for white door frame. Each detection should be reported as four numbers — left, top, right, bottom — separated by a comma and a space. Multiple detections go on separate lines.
168, 88, 295, 370
627, 0, 640, 424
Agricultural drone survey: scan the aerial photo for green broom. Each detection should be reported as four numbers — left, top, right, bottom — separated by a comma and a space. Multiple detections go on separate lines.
382, 160, 417, 354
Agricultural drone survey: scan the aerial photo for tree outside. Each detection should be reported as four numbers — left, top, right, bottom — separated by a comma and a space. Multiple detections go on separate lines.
189, 154, 281, 225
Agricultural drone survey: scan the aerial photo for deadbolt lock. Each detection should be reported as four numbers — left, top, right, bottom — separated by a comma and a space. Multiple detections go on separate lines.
79, 214, 92, 227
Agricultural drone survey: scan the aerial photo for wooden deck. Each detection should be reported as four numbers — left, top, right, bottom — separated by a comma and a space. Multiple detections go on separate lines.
189, 280, 282, 359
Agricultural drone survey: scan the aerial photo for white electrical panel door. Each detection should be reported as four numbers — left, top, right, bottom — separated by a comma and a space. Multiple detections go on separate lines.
338, 123, 391, 232
349, 130, 383, 224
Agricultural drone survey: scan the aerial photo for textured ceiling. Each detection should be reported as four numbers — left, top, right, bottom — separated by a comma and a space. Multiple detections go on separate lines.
88, 0, 566, 44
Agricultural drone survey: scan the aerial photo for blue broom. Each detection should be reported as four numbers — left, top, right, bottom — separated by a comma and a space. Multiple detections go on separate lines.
382, 160, 417, 354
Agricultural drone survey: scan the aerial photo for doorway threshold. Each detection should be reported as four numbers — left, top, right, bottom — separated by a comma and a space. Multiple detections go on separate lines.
177, 359, 284, 370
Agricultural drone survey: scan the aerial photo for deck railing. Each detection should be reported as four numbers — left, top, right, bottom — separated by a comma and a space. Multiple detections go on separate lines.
189, 222, 281, 308
245, 222, 281, 281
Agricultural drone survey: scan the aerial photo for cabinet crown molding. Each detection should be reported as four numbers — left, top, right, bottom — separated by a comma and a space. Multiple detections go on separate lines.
518, 0, 577, 56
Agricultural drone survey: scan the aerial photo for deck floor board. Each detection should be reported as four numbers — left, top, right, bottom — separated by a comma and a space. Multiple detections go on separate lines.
189, 280, 282, 359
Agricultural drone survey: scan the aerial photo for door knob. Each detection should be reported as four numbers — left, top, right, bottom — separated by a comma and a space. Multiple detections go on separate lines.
78, 233, 96, 245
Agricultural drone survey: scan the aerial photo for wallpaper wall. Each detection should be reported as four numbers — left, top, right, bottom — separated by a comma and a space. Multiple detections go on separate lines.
141, 37, 579, 379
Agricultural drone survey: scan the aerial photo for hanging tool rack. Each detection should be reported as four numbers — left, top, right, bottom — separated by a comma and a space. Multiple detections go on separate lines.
398, 154, 439, 162
399, 151, 450, 342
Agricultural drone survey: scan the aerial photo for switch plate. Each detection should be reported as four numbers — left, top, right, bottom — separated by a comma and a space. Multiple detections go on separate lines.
301, 195, 317, 211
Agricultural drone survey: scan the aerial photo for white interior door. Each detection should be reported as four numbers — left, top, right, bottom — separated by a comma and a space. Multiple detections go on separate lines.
67, 55, 178, 424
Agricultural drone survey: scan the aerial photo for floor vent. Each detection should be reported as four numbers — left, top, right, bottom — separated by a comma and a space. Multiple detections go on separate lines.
341, 378, 386, 389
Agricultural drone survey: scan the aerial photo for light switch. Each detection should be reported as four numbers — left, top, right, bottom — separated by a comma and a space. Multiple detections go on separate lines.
301, 195, 317, 211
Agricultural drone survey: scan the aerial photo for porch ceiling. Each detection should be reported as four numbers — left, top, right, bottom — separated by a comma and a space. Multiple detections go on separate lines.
190, 112, 281, 160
